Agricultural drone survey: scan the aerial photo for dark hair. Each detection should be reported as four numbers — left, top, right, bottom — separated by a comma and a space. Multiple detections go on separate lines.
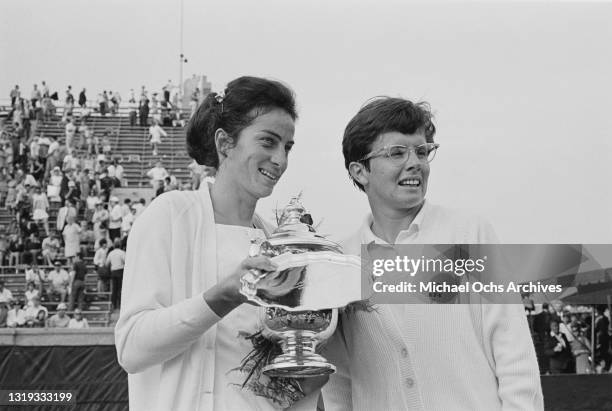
186, 76, 298, 167
342, 97, 436, 191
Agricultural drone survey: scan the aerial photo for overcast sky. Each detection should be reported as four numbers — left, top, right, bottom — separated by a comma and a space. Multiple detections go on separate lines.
2, 0, 611, 243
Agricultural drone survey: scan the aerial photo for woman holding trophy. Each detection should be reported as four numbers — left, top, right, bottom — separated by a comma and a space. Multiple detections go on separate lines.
115, 76, 323, 411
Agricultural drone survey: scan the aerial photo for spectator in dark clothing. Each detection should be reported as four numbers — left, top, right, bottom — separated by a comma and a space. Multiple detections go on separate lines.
546, 320, 573, 374
138, 99, 149, 126
78, 88, 87, 108
23, 233, 42, 265
68, 252, 87, 311
595, 305, 611, 369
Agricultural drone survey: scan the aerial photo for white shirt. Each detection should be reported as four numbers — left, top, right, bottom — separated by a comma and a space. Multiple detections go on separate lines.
0, 287, 13, 303
68, 318, 89, 329
49, 269, 70, 289
94, 247, 108, 267
322, 202, 543, 411
146, 166, 168, 182
106, 248, 126, 271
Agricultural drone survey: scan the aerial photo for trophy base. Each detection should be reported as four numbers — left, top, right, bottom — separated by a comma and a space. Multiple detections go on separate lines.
263, 354, 336, 378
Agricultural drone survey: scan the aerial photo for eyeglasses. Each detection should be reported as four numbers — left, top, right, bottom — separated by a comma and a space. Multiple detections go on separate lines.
360, 143, 440, 165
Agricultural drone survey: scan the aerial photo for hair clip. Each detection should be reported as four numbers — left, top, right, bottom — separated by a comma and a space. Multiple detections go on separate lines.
215, 92, 225, 113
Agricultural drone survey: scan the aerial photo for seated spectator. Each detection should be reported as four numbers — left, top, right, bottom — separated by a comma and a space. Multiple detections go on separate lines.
25, 263, 44, 288
8, 234, 24, 266
62, 216, 81, 264
67, 308, 89, 329
48, 302, 70, 328
24, 295, 47, 327
48, 261, 70, 302
68, 252, 87, 311
0, 279, 14, 303
93, 239, 109, 292
6, 299, 26, 327
23, 233, 42, 265
24, 281, 40, 307
41, 232, 61, 265
132, 198, 146, 219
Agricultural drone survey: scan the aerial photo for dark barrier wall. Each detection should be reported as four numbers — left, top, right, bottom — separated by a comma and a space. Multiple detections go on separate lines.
1, 345, 612, 411
0, 346, 128, 411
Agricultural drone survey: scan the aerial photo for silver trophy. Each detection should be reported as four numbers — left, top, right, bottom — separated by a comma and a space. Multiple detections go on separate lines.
240, 195, 361, 378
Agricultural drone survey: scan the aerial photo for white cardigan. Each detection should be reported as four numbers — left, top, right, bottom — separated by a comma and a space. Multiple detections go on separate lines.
115, 184, 319, 411
322, 202, 544, 411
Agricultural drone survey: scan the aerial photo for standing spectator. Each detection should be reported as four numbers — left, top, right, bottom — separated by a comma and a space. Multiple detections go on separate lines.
148, 119, 167, 156
68, 308, 89, 329
145, 161, 168, 193
79, 221, 95, 256
48, 302, 70, 328
93, 238, 109, 292
48, 261, 70, 302
68, 252, 87, 311
65, 118, 77, 153
570, 323, 592, 374
78, 88, 87, 108
0, 280, 14, 303
595, 305, 611, 370
546, 320, 573, 374
31, 186, 50, 235
24, 295, 47, 327
105, 238, 125, 310
97, 93, 106, 116
128, 89, 136, 104
8, 234, 24, 265
108, 196, 122, 242
56, 199, 77, 233
10, 85, 20, 106
0, 233, 9, 265
30, 84, 42, 108
48, 166, 63, 201
6, 299, 25, 327
63, 89, 75, 122
92, 200, 109, 247
131, 198, 146, 219
138, 97, 149, 126
129, 105, 137, 127
41, 81, 49, 98
62, 216, 81, 264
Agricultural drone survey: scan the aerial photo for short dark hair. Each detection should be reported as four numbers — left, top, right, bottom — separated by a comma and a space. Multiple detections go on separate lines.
342, 97, 436, 191
186, 76, 298, 167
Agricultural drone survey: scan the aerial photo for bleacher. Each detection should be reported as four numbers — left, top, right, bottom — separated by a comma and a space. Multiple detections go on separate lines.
0, 106, 194, 327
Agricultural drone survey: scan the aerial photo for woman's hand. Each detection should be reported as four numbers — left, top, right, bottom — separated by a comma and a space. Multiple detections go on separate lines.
203, 255, 277, 318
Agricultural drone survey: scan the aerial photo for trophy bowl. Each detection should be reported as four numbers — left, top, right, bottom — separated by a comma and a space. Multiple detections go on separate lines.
240, 195, 361, 378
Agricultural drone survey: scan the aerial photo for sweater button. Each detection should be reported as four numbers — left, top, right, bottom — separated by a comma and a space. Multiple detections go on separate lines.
401, 348, 408, 358
405, 378, 414, 388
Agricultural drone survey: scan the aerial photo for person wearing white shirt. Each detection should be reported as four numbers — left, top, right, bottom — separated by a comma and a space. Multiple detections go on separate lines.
148, 120, 167, 156
65, 118, 77, 153
108, 196, 123, 242
0, 280, 14, 303
6, 300, 26, 327
68, 308, 89, 329
145, 161, 168, 192
94, 239, 110, 292
24, 296, 48, 327
321, 97, 543, 411
48, 262, 70, 302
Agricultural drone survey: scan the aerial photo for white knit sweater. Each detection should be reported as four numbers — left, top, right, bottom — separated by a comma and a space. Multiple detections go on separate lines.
321, 202, 544, 411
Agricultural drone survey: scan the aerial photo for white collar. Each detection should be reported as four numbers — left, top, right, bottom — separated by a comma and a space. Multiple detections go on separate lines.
360, 200, 431, 245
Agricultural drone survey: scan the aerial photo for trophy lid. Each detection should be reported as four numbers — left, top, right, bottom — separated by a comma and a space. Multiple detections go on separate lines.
270, 194, 341, 252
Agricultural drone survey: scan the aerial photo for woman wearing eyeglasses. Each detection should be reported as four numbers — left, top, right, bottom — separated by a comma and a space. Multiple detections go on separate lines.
321, 97, 543, 411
